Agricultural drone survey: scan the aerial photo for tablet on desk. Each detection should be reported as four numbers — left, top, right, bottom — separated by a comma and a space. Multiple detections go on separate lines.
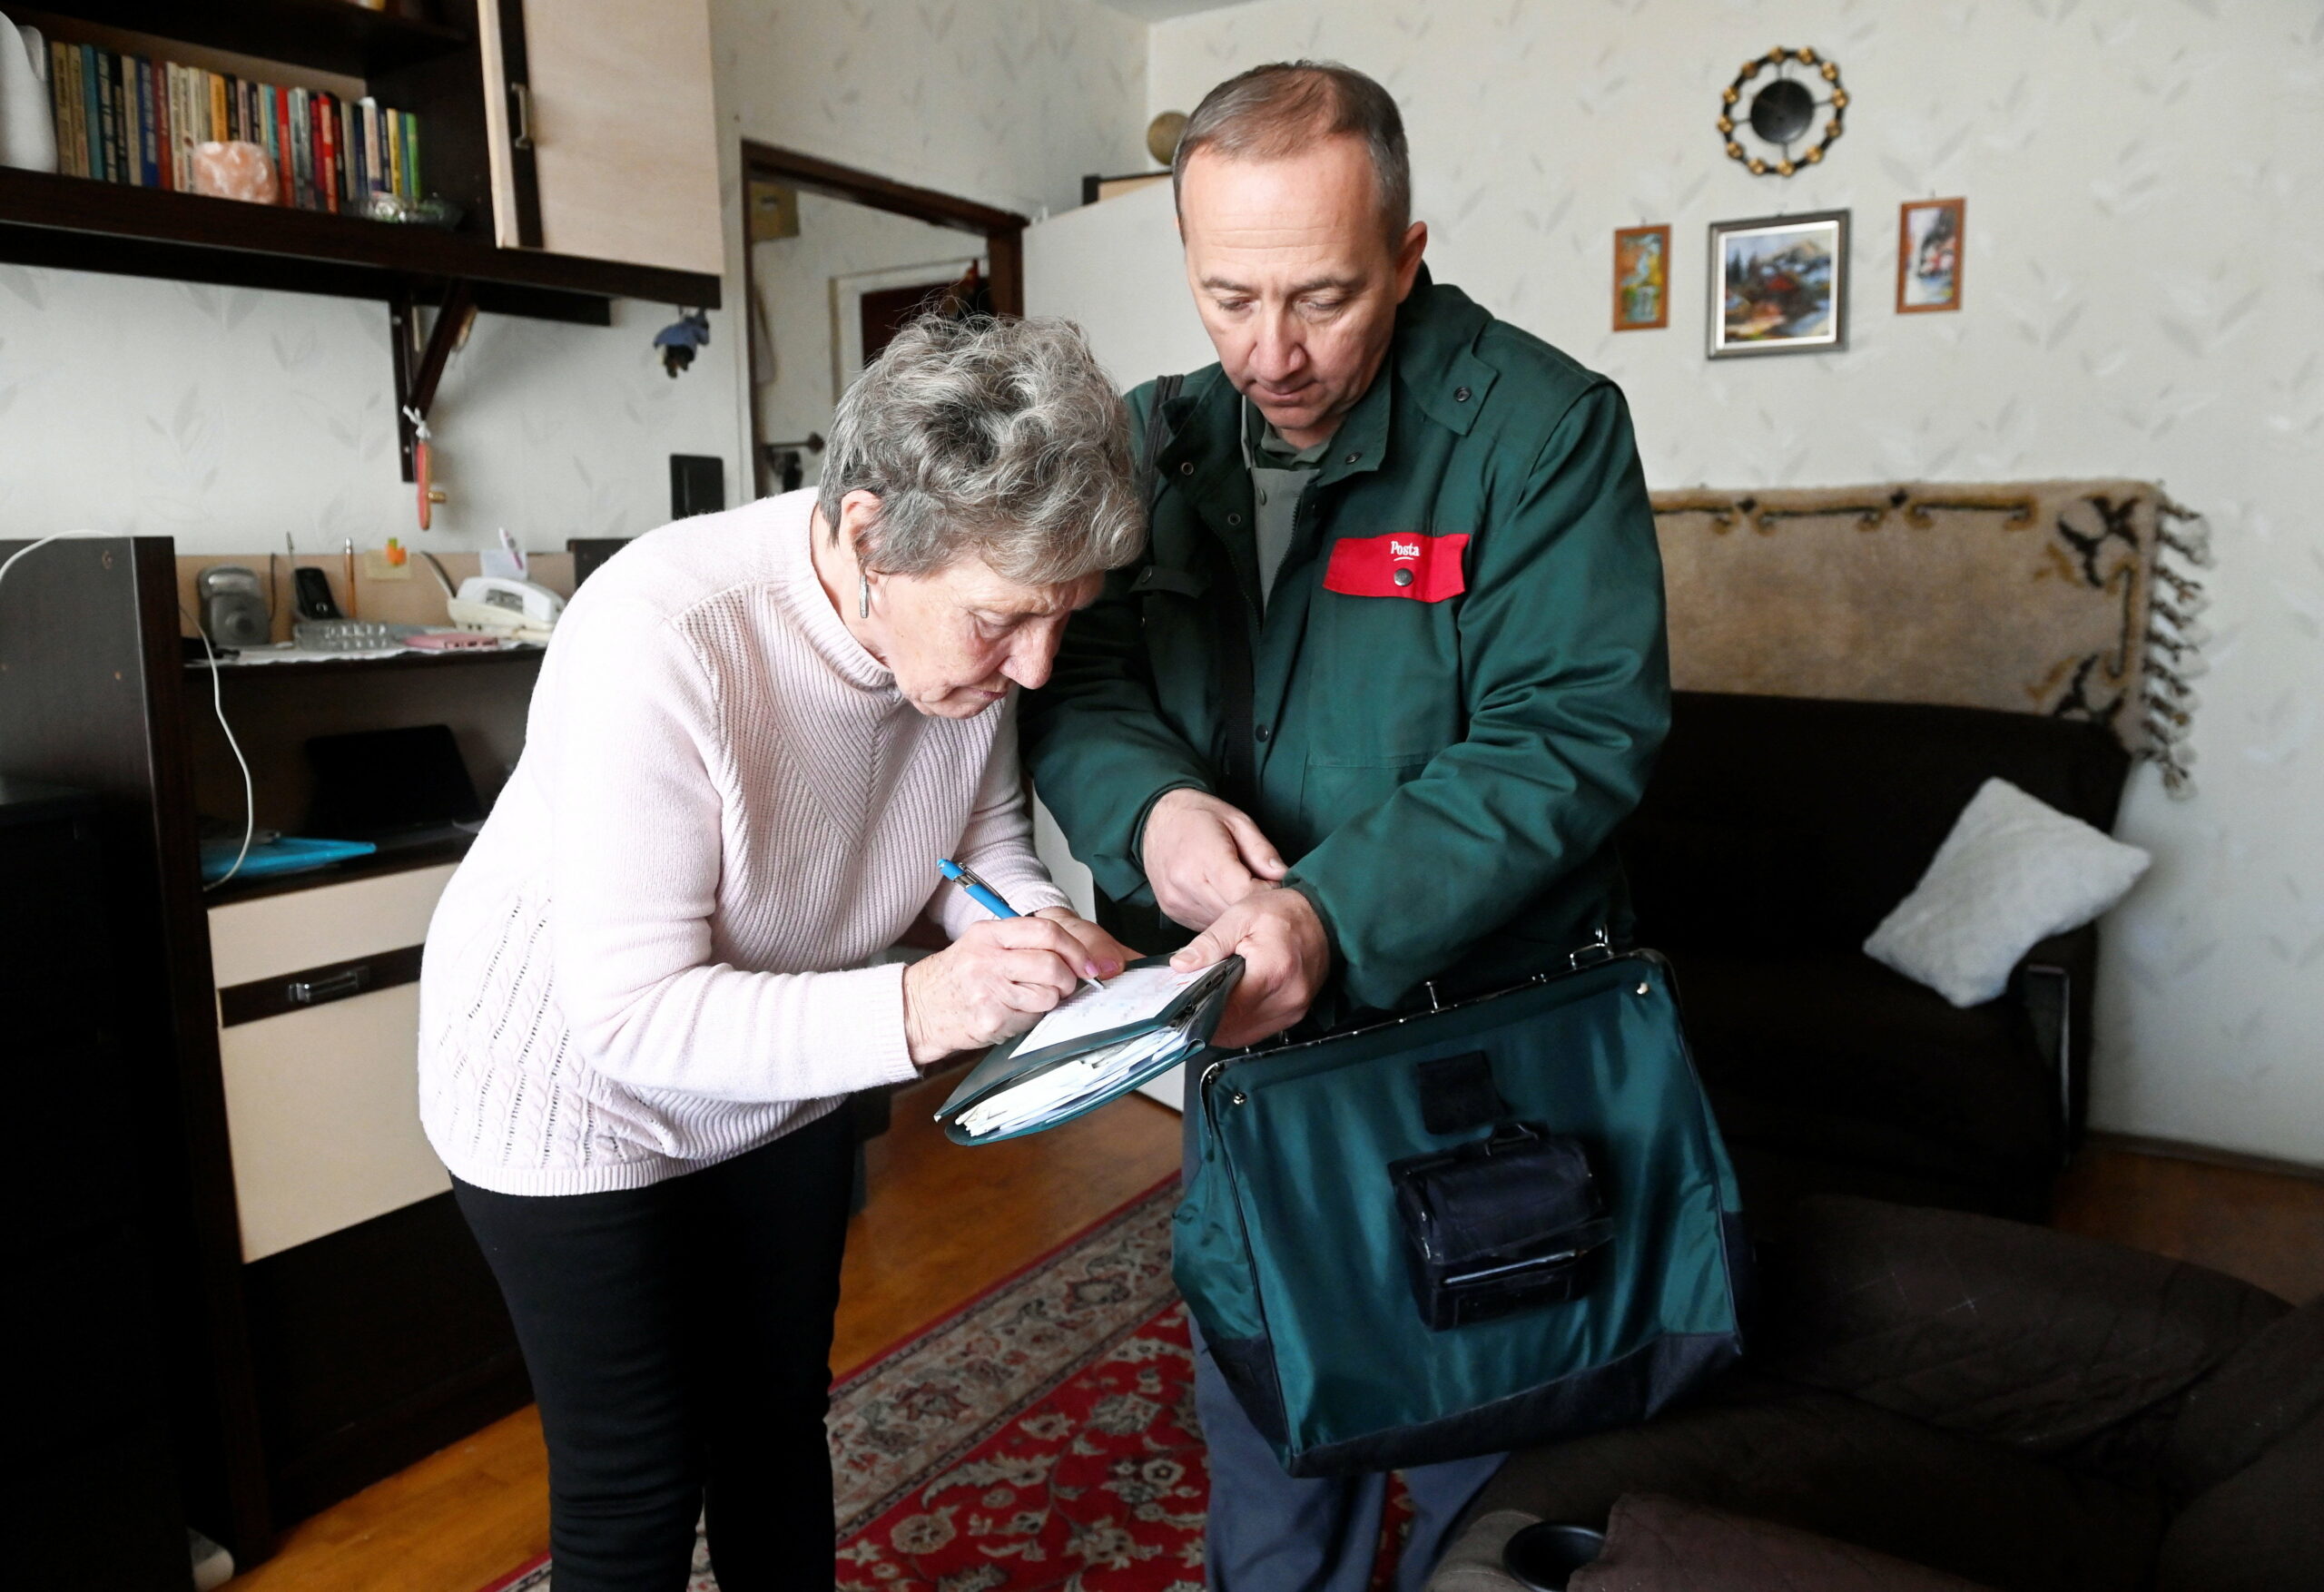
304, 724, 486, 855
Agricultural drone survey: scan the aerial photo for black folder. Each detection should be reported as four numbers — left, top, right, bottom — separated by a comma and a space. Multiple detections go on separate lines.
935, 955, 1243, 1145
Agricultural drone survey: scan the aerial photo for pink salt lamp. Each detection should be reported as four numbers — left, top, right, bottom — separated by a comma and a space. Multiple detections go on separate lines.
192, 141, 279, 204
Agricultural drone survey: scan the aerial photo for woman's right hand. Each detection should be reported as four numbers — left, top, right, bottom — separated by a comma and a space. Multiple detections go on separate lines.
901, 916, 1113, 1066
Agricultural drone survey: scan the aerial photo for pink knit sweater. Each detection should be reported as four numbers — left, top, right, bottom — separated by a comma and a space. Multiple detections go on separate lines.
418, 491, 1068, 1195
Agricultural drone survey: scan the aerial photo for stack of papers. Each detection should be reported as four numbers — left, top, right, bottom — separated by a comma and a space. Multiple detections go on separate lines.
950, 961, 1235, 1140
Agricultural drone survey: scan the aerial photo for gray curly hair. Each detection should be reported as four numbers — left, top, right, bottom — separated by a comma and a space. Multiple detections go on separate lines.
816, 314, 1143, 587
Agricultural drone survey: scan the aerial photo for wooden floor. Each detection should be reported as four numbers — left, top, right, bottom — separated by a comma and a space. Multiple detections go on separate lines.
221, 1076, 1182, 1592
222, 1100, 2320, 1592
2053, 1133, 2324, 1303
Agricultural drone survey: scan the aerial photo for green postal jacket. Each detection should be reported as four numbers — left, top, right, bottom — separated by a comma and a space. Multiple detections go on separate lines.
1019, 270, 1671, 1016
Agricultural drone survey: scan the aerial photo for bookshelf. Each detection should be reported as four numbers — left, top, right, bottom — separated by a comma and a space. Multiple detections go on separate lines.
42, 0, 472, 79
5, 0, 723, 484
0, 162, 713, 316
0, 1, 723, 317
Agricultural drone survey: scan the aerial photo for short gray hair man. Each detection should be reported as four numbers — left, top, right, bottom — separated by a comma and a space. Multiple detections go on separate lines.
817, 313, 1143, 589
1171, 59, 1412, 241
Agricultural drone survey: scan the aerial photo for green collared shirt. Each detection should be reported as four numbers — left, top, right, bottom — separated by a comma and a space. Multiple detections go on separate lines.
1246, 398, 1328, 607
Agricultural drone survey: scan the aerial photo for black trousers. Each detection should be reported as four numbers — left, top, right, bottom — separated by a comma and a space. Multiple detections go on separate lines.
453, 1105, 857, 1592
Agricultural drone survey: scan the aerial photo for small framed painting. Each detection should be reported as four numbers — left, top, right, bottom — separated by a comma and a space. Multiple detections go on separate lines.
1708, 209, 1848, 359
1612, 224, 1671, 330
1897, 197, 1965, 313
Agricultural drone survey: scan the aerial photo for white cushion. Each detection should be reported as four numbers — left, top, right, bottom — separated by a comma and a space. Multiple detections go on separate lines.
1864, 778, 2151, 1007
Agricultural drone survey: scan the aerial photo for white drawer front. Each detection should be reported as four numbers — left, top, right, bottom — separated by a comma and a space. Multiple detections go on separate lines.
218, 984, 448, 1262
208, 862, 459, 989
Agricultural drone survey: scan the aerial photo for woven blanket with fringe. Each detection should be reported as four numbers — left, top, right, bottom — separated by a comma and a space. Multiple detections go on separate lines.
1649, 480, 2210, 791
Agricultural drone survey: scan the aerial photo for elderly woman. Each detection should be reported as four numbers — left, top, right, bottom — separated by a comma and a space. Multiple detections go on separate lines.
417, 315, 1141, 1592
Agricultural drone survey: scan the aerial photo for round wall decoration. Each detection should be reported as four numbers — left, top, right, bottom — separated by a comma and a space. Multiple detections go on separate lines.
1147, 111, 1188, 166
1719, 47, 1848, 177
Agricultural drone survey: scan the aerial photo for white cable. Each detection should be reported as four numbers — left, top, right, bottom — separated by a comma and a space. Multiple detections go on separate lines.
1, 533, 256, 889
192, 622, 255, 890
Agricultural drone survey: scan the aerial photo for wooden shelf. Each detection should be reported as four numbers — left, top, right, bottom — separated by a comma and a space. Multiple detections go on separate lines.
0, 167, 720, 318
8, 2, 724, 320
191, 642, 547, 679
201, 833, 473, 908
32, 0, 470, 79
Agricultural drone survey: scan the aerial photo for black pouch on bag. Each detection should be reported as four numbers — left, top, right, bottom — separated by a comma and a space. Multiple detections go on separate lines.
1389, 1125, 1613, 1332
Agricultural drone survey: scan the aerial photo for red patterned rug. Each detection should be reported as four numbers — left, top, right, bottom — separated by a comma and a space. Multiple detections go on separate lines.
480, 1174, 1408, 1591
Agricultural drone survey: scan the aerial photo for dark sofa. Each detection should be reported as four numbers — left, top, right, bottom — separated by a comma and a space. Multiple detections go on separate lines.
1428, 1198, 2324, 1592
1619, 692, 2134, 1223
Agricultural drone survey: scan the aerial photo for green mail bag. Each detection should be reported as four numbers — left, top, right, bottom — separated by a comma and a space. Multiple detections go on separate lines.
1173, 950, 1748, 1477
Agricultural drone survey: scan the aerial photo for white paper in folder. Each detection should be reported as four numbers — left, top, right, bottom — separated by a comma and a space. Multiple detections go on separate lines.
1015, 962, 1216, 1052
939, 956, 1243, 1142
954, 1026, 1189, 1139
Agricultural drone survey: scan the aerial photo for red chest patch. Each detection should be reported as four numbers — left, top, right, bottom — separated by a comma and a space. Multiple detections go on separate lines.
1322, 532, 1470, 603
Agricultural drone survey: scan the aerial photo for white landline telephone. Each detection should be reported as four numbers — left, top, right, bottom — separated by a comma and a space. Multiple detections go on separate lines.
447, 575, 564, 644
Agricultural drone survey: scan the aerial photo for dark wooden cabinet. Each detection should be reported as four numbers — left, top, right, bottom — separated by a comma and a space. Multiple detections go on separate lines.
0, 537, 273, 1564
4, 779, 191, 1590
243, 1193, 530, 1523
0, 538, 547, 1571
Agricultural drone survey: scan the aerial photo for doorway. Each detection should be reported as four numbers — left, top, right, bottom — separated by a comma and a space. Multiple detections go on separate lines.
739, 143, 1029, 499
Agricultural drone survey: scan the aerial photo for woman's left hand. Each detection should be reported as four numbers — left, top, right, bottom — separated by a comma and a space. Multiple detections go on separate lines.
1033, 908, 1141, 978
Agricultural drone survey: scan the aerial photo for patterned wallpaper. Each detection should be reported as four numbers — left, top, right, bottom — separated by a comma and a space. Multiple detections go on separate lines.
704, 0, 1150, 532
712, 0, 1150, 222
0, 271, 732, 554
751, 194, 988, 494
1150, 0, 2324, 1164
0, 0, 1148, 554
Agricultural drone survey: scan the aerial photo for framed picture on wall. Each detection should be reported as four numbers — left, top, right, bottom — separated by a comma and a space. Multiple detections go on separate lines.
1897, 197, 1965, 313
1612, 224, 1671, 330
1707, 209, 1849, 358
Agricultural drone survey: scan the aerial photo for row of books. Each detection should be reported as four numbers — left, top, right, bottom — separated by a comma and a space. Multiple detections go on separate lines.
46, 42, 424, 212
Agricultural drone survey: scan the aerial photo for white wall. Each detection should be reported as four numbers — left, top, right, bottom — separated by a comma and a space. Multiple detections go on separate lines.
1025, 177, 1214, 389
712, 0, 1150, 222
0, 267, 738, 553
0, 0, 1150, 555
1148, 0, 2324, 1165
752, 194, 987, 491
709, 0, 1153, 509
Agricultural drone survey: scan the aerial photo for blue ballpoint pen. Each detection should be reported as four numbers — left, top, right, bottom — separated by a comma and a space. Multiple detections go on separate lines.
938, 858, 1106, 993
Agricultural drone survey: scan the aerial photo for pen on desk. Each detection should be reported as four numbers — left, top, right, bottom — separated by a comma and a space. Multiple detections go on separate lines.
937, 858, 1105, 993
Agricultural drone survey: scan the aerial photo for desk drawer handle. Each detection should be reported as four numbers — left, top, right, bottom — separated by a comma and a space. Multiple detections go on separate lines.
289, 967, 370, 1006
220, 945, 424, 1027
508, 81, 534, 150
